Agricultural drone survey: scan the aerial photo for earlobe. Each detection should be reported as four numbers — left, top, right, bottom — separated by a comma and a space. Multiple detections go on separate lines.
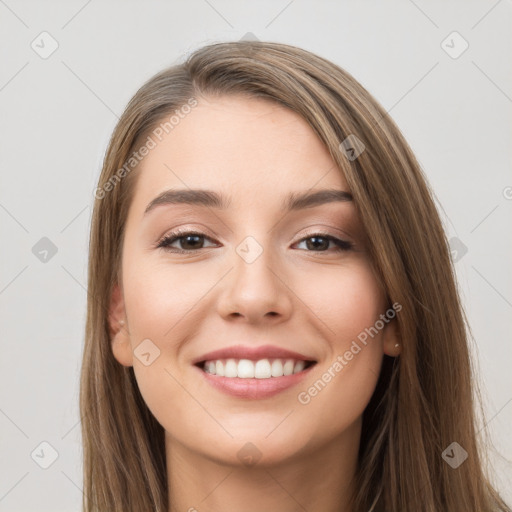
109, 283, 133, 367
382, 318, 402, 357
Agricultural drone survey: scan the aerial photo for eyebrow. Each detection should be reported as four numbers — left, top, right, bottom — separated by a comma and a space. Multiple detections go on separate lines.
144, 188, 353, 215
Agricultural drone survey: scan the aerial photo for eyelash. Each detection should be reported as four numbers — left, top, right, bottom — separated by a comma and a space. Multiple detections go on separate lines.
155, 229, 354, 255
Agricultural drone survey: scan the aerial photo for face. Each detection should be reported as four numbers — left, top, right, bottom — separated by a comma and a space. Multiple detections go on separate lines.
109, 95, 399, 467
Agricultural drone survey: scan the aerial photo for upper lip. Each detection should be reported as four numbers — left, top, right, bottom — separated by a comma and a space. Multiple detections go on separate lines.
192, 344, 316, 365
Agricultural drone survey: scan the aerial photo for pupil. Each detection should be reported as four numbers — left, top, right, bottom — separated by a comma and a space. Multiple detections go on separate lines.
183, 235, 202, 249
307, 236, 328, 251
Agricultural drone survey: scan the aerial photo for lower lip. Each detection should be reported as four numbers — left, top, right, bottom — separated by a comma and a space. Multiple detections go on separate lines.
195, 364, 315, 399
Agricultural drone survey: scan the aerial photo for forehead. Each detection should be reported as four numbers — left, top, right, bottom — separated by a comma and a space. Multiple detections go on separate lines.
130, 95, 349, 213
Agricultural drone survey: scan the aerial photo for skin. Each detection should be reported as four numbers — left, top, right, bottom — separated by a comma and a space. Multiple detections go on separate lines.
109, 95, 400, 512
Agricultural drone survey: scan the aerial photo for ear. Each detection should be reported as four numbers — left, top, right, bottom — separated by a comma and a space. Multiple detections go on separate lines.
382, 317, 401, 358
108, 282, 133, 367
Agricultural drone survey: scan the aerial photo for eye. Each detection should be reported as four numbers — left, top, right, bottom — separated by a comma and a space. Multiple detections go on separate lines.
156, 230, 354, 254
294, 232, 354, 253
156, 230, 217, 253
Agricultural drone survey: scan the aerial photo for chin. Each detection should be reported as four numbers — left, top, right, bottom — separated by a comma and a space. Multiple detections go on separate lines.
186, 420, 317, 468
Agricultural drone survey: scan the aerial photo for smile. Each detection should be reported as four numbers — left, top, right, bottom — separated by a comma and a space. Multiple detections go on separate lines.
192, 344, 317, 399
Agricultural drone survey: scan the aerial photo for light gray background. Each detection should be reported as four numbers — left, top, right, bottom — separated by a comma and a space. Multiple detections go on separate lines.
1, 1, 511, 510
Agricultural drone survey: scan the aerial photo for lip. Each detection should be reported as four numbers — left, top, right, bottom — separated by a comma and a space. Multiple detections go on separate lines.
194, 363, 316, 399
191, 344, 316, 366
192, 344, 317, 400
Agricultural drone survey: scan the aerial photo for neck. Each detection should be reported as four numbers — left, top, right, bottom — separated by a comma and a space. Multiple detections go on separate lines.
166, 419, 360, 512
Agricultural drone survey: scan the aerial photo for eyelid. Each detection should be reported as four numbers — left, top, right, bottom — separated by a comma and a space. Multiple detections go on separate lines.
154, 228, 217, 249
154, 224, 215, 245
155, 222, 354, 243
299, 225, 358, 248
296, 229, 355, 252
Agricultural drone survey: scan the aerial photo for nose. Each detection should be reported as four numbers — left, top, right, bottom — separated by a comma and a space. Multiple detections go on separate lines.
216, 241, 293, 325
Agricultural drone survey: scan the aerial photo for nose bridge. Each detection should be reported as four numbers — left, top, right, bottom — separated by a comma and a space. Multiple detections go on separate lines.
233, 231, 280, 297
216, 231, 292, 322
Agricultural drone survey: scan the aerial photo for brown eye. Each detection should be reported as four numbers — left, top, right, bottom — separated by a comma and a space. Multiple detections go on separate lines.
157, 231, 217, 253
295, 233, 353, 253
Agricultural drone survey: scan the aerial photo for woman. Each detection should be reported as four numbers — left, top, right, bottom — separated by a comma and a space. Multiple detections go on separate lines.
80, 40, 511, 511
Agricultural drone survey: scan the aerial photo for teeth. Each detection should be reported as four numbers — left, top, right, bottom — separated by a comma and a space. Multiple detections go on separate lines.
270, 359, 283, 377
283, 360, 294, 376
293, 360, 305, 373
254, 359, 271, 379
238, 359, 255, 378
224, 358, 237, 378
202, 358, 311, 378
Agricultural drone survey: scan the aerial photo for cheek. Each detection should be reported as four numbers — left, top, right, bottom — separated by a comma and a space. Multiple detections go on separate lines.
121, 257, 218, 424
123, 257, 210, 341
122, 260, 206, 431
295, 260, 385, 348
291, 263, 385, 428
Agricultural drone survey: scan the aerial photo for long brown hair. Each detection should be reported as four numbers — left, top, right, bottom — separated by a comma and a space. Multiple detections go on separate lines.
81, 40, 511, 511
